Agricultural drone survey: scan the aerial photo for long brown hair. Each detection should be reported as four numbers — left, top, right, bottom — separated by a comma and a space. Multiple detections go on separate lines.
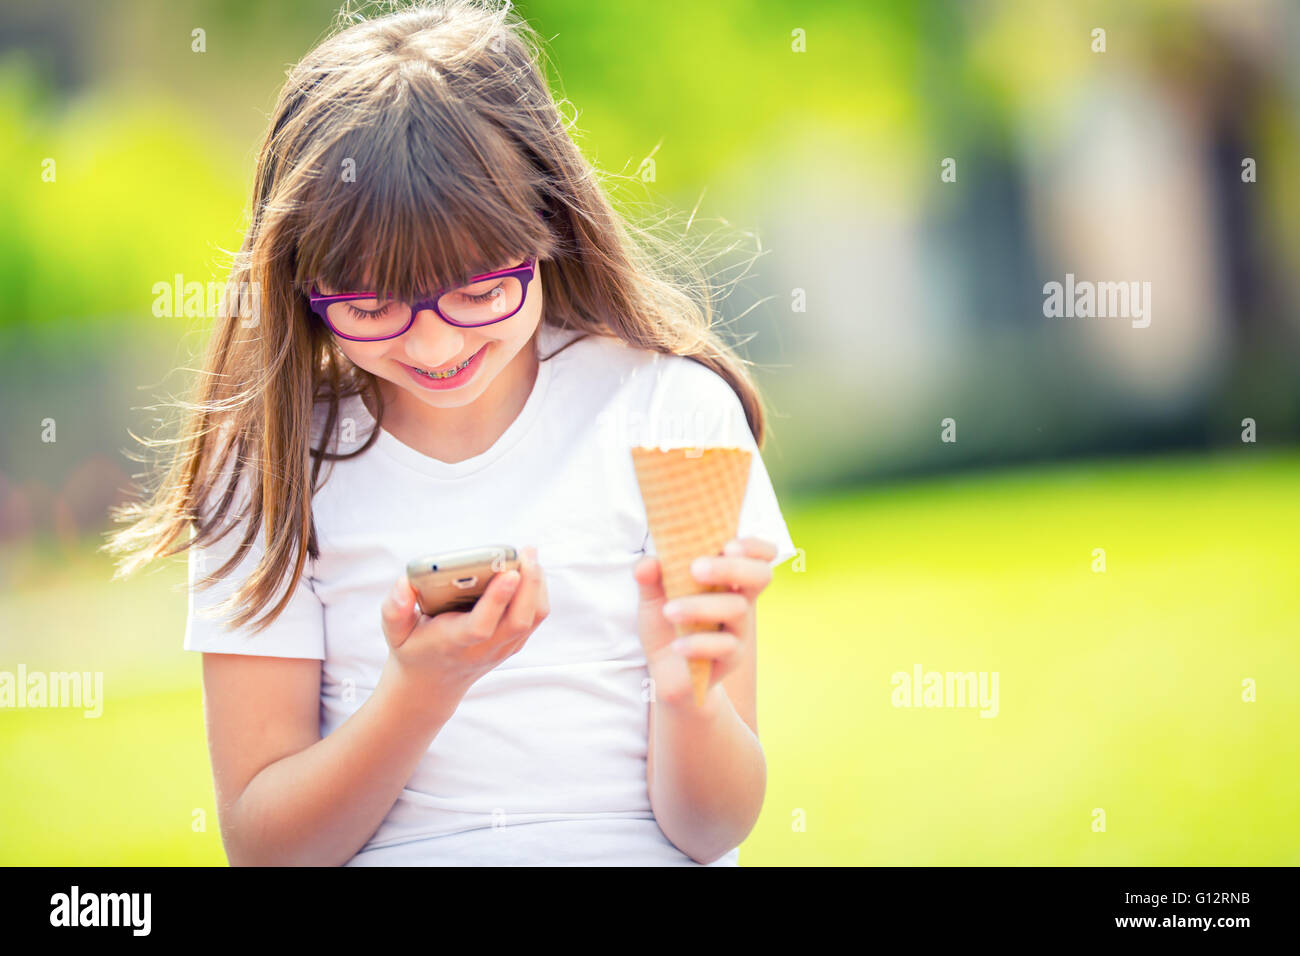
104, 0, 774, 633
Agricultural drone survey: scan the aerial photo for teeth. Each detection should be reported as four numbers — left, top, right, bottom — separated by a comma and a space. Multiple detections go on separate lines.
415, 355, 472, 379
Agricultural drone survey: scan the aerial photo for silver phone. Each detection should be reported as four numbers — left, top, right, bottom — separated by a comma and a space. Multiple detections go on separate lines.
406, 546, 519, 617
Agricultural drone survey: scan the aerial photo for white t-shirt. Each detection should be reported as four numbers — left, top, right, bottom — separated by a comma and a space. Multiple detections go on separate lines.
184, 323, 798, 866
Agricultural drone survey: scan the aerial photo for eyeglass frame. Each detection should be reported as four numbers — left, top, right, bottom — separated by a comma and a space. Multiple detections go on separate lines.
307, 257, 539, 342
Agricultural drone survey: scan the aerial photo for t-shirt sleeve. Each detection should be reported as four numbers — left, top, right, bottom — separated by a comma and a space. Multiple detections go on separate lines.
644, 356, 799, 570
183, 468, 326, 660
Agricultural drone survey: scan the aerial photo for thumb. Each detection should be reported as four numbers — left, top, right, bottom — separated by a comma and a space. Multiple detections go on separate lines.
381, 574, 420, 650
634, 556, 679, 658
634, 556, 666, 606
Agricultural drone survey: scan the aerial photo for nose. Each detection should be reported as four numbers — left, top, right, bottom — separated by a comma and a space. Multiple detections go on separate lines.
400, 307, 468, 367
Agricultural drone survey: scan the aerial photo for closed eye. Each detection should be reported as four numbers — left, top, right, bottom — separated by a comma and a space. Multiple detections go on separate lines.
345, 302, 397, 320
447, 281, 506, 305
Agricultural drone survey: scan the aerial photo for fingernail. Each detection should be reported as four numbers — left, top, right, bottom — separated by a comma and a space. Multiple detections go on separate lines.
503, 571, 520, 589
671, 638, 689, 653
662, 600, 680, 617
691, 558, 712, 578
724, 540, 744, 556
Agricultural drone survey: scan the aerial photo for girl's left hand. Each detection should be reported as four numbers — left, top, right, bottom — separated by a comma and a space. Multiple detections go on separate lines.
633, 536, 777, 707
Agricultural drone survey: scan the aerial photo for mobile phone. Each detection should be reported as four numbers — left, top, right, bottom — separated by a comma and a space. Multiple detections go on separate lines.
406, 546, 520, 617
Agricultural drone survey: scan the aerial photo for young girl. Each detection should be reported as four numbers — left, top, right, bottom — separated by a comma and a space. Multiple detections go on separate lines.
107, 0, 796, 866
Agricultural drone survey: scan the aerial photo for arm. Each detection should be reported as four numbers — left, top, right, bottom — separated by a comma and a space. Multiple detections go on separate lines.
202, 548, 547, 867
646, 667, 766, 864
637, 537, 774, 864
203, 652, 458, 867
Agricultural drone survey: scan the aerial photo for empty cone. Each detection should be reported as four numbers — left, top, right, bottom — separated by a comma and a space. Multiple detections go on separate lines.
631, 445, 752, 706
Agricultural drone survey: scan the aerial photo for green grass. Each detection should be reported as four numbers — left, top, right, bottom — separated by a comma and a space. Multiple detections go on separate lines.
748, 449, 1300, 865
0, 690, 224, 865
2, 450, 1297, 865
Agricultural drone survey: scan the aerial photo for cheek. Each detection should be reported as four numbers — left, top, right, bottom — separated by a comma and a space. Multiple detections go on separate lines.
337, 341, 362, 366
484, 291, 543, 351
336, 341, 386, 373
515, 281, 545, 333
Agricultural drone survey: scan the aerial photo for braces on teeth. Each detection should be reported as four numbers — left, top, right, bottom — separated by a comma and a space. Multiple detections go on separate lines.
415, 355, 472, 379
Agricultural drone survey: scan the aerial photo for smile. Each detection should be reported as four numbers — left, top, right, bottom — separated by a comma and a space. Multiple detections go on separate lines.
412, 353, 476, 379
400, 344, 489, 391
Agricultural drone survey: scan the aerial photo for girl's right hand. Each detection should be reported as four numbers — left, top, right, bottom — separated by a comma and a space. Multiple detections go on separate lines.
380, 546, 548, 707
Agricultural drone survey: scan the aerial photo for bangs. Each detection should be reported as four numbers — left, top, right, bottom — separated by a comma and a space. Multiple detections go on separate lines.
293, 99, 558, 302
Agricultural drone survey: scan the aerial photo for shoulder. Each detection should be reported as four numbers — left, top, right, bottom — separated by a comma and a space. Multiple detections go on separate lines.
651, 353, 740, 407
546, 327, 736, 405
310, 388, 376, 458
539, 326, 644, 374
646, 354, 753, 449
561, 334, 752, 449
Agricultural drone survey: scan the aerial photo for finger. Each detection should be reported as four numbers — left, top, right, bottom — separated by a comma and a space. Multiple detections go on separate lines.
690, 554, 773, 594
662, 591, 750, 628
724, 537, 779, 562
465, 565, 521, 639
381, 575, 420, 650
503, 547, 539, 633
671, 632, 743, 661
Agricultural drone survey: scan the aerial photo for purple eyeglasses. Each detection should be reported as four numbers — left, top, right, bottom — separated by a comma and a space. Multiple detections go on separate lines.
308, 258, 538, 342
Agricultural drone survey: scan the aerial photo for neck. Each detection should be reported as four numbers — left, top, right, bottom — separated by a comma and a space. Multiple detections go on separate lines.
369, 329, 541, 464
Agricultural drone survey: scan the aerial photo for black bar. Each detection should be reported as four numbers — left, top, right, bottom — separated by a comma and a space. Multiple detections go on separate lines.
2, 866, 1285, 941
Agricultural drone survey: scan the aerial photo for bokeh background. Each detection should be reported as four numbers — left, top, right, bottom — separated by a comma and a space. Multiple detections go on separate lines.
1, 0, 1297, 864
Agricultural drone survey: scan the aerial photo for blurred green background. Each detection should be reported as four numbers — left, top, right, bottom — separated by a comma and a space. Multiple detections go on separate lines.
1, 0, 1297, 865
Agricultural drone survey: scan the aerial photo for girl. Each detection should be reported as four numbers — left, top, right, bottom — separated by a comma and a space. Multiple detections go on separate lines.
106, 0, 796, 866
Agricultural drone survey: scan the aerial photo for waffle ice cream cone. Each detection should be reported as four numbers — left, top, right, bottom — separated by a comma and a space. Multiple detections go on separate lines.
631, 445, 752, 706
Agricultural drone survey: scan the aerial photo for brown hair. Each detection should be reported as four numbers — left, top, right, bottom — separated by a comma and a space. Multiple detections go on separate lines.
104, 0, 773, 633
